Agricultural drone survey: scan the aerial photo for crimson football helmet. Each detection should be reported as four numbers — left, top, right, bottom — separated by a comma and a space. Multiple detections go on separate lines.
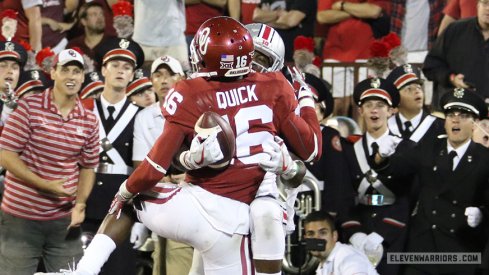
190, 16, 254, 78
245, 23, 285, 73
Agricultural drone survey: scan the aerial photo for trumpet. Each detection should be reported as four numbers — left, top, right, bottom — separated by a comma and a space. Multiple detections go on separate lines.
279, 169, 322, 274
0, 82, 18, 109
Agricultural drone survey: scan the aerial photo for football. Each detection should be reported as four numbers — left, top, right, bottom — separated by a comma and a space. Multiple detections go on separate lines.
194, 111, 236, 169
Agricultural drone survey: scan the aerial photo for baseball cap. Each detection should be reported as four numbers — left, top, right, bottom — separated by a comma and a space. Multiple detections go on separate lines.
53, 49, 84, 67
151, 55, 184, 76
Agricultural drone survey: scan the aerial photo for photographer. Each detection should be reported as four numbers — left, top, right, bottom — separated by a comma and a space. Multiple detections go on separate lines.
304, 211, 378, 275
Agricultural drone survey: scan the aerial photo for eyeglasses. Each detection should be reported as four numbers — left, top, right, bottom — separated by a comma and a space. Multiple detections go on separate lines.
446, 112, 474, 120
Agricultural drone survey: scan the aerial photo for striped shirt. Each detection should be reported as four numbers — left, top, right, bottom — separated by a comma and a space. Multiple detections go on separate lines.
0, 89, 99, 221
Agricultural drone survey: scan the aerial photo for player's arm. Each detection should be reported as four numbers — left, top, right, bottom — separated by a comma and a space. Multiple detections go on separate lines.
107, 122, 186, 218
278, 69, 322, 162
24, 4, 42, 52
280, 110, 321, 162
126, 122, 186, 194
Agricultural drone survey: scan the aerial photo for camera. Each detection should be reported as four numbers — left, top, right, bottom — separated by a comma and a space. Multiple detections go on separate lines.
301, 238, 326, 251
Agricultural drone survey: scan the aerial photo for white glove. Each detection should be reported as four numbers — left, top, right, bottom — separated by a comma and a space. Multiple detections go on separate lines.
179, 132, 224, 170
130, 222, 149, 249
108, 180, 134, 219
350, 232, 384, 267
364, 232, 384, 252
350, 232, 384, 254
377, 135, 402, 158
259, 136, 294, 178
350, 232, 367, 250
288, 66, 314, 109
465, 207, 482, 228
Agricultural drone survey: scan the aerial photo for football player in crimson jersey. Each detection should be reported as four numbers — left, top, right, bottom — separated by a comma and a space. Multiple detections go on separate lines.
188, 23, 318, 275
58, 16, 321, 275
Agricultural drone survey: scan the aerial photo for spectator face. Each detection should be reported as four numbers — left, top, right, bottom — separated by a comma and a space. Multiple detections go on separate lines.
151, 66, 182, 100
359, 99, 392, 134
51, 64, 85, 96
0, 60, 20, 90
399, 83, 424, 113
102, 60, 134, 91
304, 220, 337, 260
479, 0, 489, 27
473, 119, 489, 148
82, 6, 105, 34
130, 88, 156, 107
445, 111, 475, 148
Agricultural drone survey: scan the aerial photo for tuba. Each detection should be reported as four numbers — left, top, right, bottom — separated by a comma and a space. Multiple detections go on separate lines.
279, 169, 322, 274
0, 82, 18, 109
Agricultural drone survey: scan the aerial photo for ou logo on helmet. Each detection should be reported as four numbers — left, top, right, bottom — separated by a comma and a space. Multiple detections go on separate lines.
198, 27, 211, 56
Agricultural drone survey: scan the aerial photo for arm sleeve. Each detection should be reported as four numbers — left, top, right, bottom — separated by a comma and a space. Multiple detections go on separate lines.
0, 100, 31, 152
79, 115, 99, 168
280, 108, 322, 162
126, 121, 186, 194
443, 0, 460, 19
422, 26, 453, 87
274, 76, 322, 162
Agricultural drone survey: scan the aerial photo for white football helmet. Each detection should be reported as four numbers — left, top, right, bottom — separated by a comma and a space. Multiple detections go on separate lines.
245, 23, 285, 73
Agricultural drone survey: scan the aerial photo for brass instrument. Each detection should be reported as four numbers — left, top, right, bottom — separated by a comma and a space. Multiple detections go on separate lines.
279, 169, 322, 274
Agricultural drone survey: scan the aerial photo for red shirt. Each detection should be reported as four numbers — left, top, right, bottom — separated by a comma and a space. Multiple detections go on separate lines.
443, 0, 477, 19
319, 0, 389, 61
42, 0, 65, 48
126, 72, 321, 204
185, 3, 224, 35
241, 0, 260, 24
0, 90, 99, 221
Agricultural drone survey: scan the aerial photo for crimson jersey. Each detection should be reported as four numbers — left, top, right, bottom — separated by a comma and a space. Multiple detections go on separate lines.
126, 72, 321, 204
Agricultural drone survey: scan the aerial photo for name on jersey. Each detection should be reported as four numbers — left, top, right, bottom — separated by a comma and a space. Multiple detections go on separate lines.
216, 84, 257, 109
